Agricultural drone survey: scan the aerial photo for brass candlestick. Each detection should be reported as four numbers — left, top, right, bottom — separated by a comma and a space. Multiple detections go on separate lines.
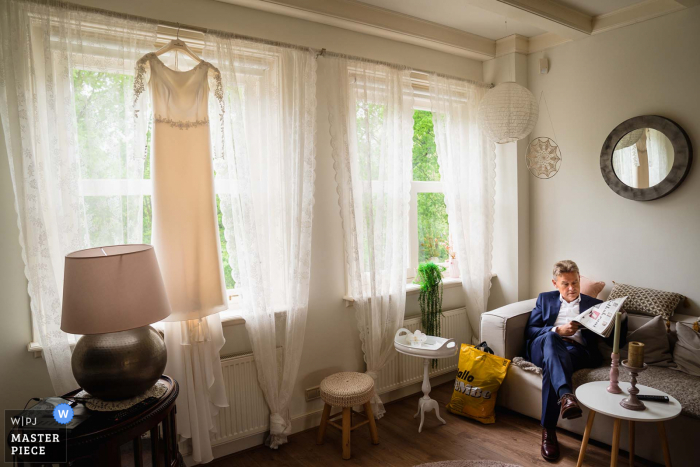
620, 360, 648, 411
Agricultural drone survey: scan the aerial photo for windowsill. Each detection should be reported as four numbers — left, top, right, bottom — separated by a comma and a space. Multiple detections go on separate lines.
27, 308, 248, 357
343, 276, 464, 306
407, 276, 463, 295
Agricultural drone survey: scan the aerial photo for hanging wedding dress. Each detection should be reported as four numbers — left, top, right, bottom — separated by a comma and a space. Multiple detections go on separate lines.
134, 52, 227, 319
134, 52, 228, 463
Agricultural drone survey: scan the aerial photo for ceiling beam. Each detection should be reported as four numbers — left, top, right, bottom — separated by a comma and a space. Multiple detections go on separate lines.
527, 32, 571, 54
673, 0, 700, 6
465, 0, 592, 40
495, 34, 529, 56
216, 0, 496, 61
592, 0, 689, 34
216, 0, 699, 61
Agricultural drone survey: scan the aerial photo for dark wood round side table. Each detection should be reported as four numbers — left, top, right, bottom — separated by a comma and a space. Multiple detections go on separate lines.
14, 375, 182, 467
68, 375, 182, 467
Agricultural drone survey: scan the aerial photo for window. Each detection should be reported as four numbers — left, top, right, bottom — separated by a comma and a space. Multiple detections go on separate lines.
408, 109, 452, 280
73, 65, 237, 297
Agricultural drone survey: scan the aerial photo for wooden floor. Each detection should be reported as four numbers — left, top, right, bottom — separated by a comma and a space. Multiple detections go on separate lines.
210, 381, 660, 467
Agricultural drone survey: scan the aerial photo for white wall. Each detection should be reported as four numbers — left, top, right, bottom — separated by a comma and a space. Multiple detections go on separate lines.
484, 52, 531, 311
526, 7, 700, 316
0, 0, 483, 452
0, 130, 56, 423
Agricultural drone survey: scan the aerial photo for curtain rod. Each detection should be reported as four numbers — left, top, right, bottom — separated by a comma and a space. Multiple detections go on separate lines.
316, 50, 493, 89
34, 0, 492, 88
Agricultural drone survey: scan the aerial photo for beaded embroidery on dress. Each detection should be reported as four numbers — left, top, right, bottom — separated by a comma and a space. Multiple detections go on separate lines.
133, 52, 228, 322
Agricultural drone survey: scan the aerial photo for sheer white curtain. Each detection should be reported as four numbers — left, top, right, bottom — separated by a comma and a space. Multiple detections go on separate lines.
429, 75, 495, 343
612, 145, 639, 187
325, 57, 414, 418
206, 34, 317, 448
647, 128, 672, 186
0, 0, 155, 396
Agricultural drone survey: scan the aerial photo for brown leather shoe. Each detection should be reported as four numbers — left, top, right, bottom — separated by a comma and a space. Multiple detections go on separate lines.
560, 393, 582, 420
541, 427, 560, 461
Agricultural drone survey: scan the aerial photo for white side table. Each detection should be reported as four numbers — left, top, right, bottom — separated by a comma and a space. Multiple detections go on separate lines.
394, 328, 458, 433
575, 381, 682, 467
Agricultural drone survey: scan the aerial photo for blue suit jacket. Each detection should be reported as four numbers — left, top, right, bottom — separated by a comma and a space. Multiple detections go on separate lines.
524, 290, 627, 366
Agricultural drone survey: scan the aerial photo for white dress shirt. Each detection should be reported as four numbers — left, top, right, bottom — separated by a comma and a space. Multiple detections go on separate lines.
551, 294, 585, 346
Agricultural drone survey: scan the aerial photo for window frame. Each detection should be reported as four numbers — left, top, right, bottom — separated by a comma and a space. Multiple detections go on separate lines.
68, 42, 242, 305
407, 100, 452, 282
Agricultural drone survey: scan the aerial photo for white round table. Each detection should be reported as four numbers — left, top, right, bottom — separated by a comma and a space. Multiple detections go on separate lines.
575, 381, 681, 467
393, 329, 458, 433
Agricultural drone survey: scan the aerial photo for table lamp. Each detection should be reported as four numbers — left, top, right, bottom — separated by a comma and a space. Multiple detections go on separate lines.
61, 245, 171, 400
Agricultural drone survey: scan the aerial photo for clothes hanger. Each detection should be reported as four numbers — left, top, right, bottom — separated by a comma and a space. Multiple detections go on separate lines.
154, 23, 202, 64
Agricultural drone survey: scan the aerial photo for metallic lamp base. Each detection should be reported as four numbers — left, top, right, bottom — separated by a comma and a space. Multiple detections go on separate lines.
71, 325, 167, 400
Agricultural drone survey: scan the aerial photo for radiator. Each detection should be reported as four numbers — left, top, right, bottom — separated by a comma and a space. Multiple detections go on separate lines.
376, 307, 469, 394
209, 307, 469, 447
210, 352, 270, 447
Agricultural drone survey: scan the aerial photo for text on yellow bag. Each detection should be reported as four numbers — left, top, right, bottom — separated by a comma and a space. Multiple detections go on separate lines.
447, 343, 510, 424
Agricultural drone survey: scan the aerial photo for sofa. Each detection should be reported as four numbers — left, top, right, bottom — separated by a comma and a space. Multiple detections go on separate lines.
481, 298, 699, 466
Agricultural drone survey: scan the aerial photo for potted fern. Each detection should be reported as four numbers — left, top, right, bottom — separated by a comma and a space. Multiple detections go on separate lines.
415, 262, 445, 367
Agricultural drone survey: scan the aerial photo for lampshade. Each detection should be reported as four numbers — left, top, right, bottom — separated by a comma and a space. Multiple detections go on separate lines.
61, 244, 171, 334
477, 82, 539, 144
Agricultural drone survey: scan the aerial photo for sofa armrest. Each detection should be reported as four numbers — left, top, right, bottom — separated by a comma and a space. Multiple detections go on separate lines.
480, 298, 537, 360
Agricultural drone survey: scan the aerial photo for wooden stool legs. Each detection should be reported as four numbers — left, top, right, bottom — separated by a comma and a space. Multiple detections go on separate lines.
316, 402, 380, 459
342, 408, 352, 459
364, 402, 379, 445
317, 404, 332, 445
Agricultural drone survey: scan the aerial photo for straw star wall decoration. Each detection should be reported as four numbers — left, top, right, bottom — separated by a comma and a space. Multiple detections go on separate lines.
526, 137, 562, 179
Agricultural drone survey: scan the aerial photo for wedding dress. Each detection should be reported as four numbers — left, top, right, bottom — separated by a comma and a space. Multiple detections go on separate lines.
133, 52, 227, 321
133, 52, 229, 463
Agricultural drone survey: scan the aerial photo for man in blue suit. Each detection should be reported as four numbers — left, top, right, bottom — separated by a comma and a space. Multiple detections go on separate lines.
525, 260, 627, 461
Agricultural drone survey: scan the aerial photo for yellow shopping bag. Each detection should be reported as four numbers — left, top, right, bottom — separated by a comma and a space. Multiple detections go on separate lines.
447, 343, 511, 424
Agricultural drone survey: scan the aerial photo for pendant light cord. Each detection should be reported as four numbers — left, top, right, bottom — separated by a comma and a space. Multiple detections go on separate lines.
537, 91, 560, 147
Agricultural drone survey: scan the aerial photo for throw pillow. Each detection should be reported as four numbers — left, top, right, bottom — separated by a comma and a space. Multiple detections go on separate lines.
608, 281, 684, 319
672, 323, 700, 376
580, 276, 605, 299
599, 316, 674, 367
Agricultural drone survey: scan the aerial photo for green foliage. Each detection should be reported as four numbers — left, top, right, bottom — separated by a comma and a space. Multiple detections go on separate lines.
73, 69, 131, 179
413, 110, 449, 263
412, 110, 440, 182
73, 68, 235, 289
416, 262, 445, 368
216, 195, 235, 289
418, 192, 449, 262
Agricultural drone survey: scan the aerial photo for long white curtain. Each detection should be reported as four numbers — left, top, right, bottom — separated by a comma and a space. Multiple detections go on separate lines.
429, 75, 495, 343
206, 34, 317, 448
613, 145, 640, 187
0, 0, 155, 396
647, 128, 673, 186
325, 57, 414, 418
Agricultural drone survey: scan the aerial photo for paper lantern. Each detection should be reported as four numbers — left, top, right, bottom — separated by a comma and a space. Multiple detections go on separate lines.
615, 128, 644, 149
478, 82, 539, 144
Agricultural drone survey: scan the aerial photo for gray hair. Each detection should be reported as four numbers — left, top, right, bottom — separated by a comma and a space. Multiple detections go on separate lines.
552, 260, 580, 279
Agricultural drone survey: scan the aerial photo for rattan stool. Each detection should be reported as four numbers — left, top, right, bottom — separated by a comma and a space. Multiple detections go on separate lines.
316, 372, 379, 459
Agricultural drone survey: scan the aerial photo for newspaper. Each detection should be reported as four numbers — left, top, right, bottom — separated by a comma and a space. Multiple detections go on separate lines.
571, 297, 627, 338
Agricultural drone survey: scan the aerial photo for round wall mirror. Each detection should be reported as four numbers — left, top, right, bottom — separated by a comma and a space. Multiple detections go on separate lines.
600, 116, 692, 201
